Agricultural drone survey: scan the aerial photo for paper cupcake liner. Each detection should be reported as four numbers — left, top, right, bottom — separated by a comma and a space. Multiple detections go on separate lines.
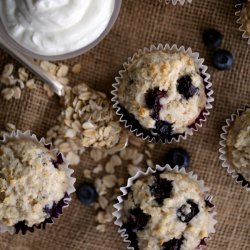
219, 105, 250, 191
235, 1, 250, 44
113, 165, 217, 250
159, 0, 192, 5
111, 44, 214, 144
0, 130, 76, 234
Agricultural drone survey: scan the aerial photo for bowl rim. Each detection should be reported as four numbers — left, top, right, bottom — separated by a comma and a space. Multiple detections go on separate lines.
0, 0, 122, 61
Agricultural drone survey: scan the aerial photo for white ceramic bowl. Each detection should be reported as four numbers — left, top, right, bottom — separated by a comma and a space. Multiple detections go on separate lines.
0, 1, 122, 60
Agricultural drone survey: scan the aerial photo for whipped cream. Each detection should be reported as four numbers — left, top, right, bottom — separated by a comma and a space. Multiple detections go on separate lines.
0, 0, 115, 55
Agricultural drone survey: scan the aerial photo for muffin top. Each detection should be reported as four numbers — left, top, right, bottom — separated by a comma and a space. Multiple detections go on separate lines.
118, 51, 207, 136
227, 108, 250, 183
240, 0, 250, 36
122, 171, 215, 250
0, 138, 68, 227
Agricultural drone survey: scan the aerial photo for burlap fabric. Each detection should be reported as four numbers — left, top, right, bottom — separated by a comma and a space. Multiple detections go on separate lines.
0, 0, 249, 249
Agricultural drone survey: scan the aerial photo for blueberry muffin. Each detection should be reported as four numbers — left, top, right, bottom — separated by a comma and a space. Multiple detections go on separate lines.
0, 138, 69, 232
121, 171, 215, 250
226, 108, 250, 187
117, 50, 207, 141
239, 0, 250, 37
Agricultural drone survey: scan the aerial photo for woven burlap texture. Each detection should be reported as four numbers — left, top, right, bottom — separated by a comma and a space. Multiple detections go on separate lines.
0, 0, 249, 249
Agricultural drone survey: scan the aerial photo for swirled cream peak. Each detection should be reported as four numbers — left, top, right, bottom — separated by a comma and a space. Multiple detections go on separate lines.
0, 0, 115, 55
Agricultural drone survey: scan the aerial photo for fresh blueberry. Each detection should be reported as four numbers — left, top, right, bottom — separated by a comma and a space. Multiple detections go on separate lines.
212, 49, 233, 70
177, 200, 199, 223
161, 237, 184, 250
177, 75, 198, 100
127, 208, 151, 230
165, 148, 190, 169
150, 176, 173, 205
203, 29, 222, 49
76, 183, 97, 205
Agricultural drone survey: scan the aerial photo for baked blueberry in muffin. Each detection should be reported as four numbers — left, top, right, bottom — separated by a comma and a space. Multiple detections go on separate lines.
117, 50, 207, 142
121, 171, 215, 250
0, 138, 70, 233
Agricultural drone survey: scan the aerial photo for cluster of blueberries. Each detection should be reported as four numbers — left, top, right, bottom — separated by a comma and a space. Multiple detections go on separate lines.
203, 29, 233, 70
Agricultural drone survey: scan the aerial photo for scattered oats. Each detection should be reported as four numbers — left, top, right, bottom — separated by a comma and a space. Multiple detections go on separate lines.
40, 61, 57, 75
94, 178, 102, 193
18, 67, 28, 81
81, 137, 96, 147
98, 196, 108, 209
132, 152, 144, 165
72, 63, 81, 74
99, 184, 107, 196
16, 79, 25, 89
127, 164, 141, 177
83, 128, 97, 138
0, 76, 13, 86
65, 151, 80, 166
105, 161, 115, 174
43, 84, 54, 97
82, 121, 95, 130
46, 83, 123, 150
146, 159, 154, 168
103, 126, 111, 137
90, 149, 103, 162
97, 211, 105, 224
145, 150, 152, 158
2, 63, 14, 77
83, 169, 92, 179
129, 135, 144, 148
71, 120, 81, 132
1, 88, 14, 100
104, 211, 113, 223
5, 123, 16, 132
57, 77, 69, 85
13, 87, 21, 99
147, 143, 155, 149
102, 175, 117, 188
96, 224, 106, 233
110, 155, 122, 166
26, 79, 36, 89
120, 148, 138, 161
93, 163, 103, 174
58, 142, 71, 153
56, 64, 69, 77
65, 129, 77, 138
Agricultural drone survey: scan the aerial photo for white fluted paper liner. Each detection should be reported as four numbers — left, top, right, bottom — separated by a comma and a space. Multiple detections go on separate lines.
111, 44, 214, 144
0, 130, 76, 234
159, 0, 192, 5
235, 1, 250, 44
113, 165, 217, 250
219, 105, 250, 191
